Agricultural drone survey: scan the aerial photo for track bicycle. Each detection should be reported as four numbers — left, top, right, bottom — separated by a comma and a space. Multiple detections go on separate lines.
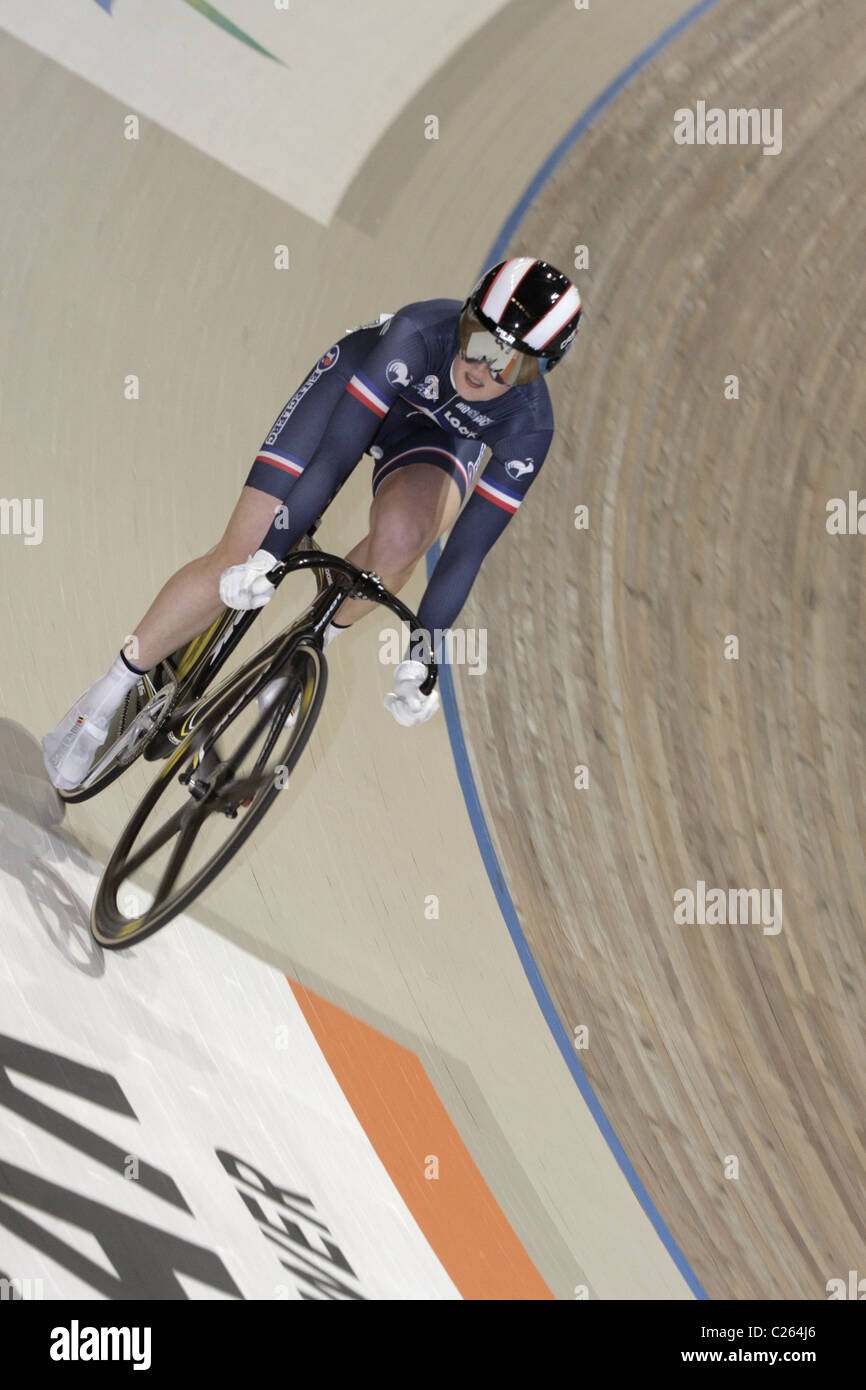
73, 533, 436, 948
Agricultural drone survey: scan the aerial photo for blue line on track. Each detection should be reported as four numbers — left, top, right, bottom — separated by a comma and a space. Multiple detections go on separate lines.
427, 0, 725, 1302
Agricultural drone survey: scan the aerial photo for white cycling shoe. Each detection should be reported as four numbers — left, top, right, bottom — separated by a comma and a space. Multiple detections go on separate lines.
42, 660, 138, 791
42, 711, 113, 791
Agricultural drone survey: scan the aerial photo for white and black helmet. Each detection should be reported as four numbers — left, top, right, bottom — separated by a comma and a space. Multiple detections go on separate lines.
459, 257, 582, 385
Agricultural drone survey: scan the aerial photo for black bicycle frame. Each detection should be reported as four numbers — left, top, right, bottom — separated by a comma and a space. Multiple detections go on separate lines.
158, 542, 438, 755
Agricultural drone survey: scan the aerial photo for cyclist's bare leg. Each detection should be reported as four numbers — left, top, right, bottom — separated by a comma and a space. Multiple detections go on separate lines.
123, 462, 460, 668
43, 486, 289, 789
333, 465, 462, 628
128, 486, 282, 670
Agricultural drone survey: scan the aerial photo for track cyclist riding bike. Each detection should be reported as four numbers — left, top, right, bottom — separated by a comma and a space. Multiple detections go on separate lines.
42, 257, 582, 792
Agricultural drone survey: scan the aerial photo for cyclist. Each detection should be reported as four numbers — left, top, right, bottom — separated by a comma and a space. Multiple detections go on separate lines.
42, 257, 582, 791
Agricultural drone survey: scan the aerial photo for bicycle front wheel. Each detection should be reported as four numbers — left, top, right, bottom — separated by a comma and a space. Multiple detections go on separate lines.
90, 646, 326, 948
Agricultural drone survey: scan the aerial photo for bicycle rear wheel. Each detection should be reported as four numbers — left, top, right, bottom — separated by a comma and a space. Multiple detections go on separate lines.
90, 646, 325, 948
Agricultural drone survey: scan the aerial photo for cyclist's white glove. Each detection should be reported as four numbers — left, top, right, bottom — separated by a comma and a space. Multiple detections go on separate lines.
219, 549, 278, 610
384, 660, 440, 727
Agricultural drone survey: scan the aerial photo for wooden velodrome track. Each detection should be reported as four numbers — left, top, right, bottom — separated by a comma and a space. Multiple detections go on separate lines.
0, 0, 862, 1300
457, 0, 866, 1298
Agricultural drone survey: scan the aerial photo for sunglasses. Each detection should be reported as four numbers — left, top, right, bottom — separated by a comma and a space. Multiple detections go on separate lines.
458, 312, 543, 385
